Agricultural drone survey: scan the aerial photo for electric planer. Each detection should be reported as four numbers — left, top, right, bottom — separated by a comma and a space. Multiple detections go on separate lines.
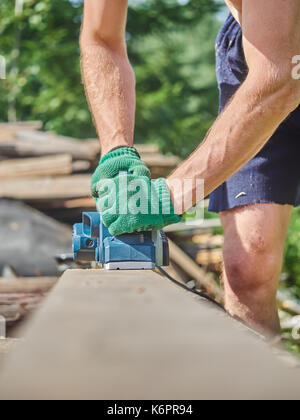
72, 212, 169, 270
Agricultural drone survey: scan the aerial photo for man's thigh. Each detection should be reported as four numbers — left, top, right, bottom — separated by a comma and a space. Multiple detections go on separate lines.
220, 203, 292, 259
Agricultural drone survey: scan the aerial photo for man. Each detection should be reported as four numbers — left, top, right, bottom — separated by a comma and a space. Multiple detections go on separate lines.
80, 0, 300, 337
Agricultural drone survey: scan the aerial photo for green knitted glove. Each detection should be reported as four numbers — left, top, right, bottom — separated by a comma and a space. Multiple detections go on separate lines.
91, 147, 151, 198
95, 174, 181, 236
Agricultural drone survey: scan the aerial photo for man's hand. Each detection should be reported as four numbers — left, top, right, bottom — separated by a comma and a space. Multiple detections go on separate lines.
94, 174, 181, 236
91, 146, 150, 197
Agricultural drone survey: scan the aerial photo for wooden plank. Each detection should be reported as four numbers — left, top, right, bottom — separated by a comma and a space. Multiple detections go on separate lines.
0, 121, 43, 133
83, 142, 160, 156
0, 130, 168, 164
164, 218, 221, 233
0, 340, 20, 371
0, 155, 72, 179
0, 166, 179, 200
71, 160, 91, 173
0, 277, 57, 324
0, 269, 300, 400
0, 131, 99, 161
142, 153, 180, 177
0, 174, 90, 200
277, 291, 300, 316
0, 294, 46, 323
168, 239, 223, 300
142, 153, 180, 168
0, 303, 21, 323
0, 277, 57, 294
136, 144, 160, 154
30, 197, 95, 210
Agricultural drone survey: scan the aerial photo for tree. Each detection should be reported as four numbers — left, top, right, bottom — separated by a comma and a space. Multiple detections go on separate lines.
131, 14, 220, 157
0, 0, 91, 137
0, 0, 222, 156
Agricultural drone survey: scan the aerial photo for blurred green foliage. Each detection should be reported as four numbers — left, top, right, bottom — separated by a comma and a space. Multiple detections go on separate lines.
0, 0, 89, 137
132, 16, 220, 157
0, 0, 221, 157
283, 208, 300, 300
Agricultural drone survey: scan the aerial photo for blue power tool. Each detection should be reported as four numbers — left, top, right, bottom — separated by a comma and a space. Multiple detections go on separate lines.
72, 212, 169, 270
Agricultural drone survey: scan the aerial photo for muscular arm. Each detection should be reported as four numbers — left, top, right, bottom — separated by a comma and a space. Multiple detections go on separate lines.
168, 0, 300, 214
80, 0, 135, 155
225, 0, 242, 24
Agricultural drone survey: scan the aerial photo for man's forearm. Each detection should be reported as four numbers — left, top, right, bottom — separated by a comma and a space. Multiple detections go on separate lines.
80, 0, 135, 156
81, 43, 135, 155
168, 0, 300, 215
167, 75, 299, 214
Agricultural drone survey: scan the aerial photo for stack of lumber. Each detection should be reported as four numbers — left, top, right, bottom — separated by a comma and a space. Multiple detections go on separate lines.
167, 224, 224, 271
0, 277, 57, 325
0, 121, 181, 328
0, 122, 180, 224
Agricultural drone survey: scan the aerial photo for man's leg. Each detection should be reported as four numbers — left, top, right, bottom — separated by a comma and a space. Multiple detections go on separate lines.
220, 203, 292, 337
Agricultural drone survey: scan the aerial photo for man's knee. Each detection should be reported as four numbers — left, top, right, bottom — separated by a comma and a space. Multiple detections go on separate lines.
221, 204, 291, 298
223, 244, 280, 297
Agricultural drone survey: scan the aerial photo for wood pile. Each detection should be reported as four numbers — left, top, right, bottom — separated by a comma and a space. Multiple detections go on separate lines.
0, 121, 181, 328
0, 122, 180, 224
165, 222, 225, 304
0, 277, 58, 325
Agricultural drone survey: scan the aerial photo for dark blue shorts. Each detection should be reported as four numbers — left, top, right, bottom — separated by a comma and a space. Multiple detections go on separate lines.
209, 14, 300, 213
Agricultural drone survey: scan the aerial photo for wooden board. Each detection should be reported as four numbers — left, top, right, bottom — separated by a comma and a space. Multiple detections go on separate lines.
0, 174, 90, 200
0, 296, 44, 323
142, 153, 180, 178
168, 239, 223, 300
0, 154, 72, 179
0, 269, 300, 400
0, 121, 42, 134
0, 167, 180, 201
142, 153, 179, 168
0, 340, 20, 372
81, 141, 160, 156
0, 131, 99, 161
0, 127, 178, 174
30, 197, 95, 210
164, 218, 221, 233
0, 277, 57, 294
0, 278, 57, 324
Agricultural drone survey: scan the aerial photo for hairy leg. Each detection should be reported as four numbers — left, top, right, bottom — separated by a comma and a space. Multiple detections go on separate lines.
220, 203, 292, 337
